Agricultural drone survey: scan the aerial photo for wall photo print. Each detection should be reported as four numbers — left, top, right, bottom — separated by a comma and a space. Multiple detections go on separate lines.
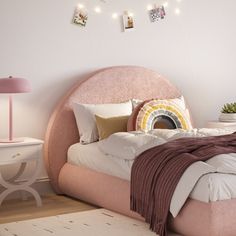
72, 7, 88, 27
123, 12, 135, 32
149, 6, 166, 22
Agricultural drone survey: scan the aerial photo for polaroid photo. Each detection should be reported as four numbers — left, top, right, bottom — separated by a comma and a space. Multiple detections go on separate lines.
72, 7, 88, 27
149, 6, 166, 23
123, 14, 135, 32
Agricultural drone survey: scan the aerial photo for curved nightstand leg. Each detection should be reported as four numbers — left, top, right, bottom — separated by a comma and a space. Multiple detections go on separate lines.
7, 163, 27, 183
0, 189, 15, 206
18, 158, 43, 207
24, 186, 42, 207
0, 163, 27, 189
0, 157, 42, 207
21, 157, 42, 187
0, 188, 42, 207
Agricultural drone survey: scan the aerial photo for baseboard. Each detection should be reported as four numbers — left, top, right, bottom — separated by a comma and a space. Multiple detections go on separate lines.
0, 177, 55, 200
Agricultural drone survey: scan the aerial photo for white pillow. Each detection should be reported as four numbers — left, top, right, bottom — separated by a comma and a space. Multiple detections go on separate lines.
73, 101, 132, 144
131, 98, 143, 109
132, 96, 187, 110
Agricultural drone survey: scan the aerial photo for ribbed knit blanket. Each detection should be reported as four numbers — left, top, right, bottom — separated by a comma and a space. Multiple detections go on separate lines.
130, 132, 236, 236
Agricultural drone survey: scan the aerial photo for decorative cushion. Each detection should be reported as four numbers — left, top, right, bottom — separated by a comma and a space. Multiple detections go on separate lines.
73, 101, 132, 144
127, 97, 192, 131
95, 115, 129, 140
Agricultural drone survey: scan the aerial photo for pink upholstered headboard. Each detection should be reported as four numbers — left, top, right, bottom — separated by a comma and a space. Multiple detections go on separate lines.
44, 66, 181, 193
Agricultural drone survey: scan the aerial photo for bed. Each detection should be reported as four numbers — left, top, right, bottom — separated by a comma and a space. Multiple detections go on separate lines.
44, 66, 236, 236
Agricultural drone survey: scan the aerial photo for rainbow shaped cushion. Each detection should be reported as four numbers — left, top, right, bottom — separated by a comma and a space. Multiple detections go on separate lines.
127, 98, 192, 131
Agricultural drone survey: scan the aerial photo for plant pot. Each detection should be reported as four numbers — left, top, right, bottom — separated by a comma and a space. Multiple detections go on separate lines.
219, 113, 236, 122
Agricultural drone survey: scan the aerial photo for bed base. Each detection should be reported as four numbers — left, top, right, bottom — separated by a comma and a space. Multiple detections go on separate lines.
59, 163, 236, 236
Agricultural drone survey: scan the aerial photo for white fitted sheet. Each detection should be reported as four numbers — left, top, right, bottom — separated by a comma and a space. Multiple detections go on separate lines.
67, 142, 236, 203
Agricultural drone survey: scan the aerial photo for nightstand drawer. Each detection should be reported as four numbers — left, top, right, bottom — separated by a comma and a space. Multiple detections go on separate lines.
0, 145, 42, 165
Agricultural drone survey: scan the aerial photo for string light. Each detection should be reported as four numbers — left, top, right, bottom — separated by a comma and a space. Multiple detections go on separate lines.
175, 8, 180, 15
163, 2, 168, 8
128, 12, 134, 17
75, 2, 182, 21
112, 13, 118, 19
147, 4, 153, 11
77, 3, 84, 9
94, 6, 101, 13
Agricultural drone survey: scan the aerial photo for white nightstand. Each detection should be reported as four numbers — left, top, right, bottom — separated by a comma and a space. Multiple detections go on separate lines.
207, 121, 236, 130
0, 138, 44, 207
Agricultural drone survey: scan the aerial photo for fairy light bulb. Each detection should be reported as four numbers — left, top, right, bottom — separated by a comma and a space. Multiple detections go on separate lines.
175, 8, 180, 15
163, 2, 168, 8
94, 6, 101, 13
112, 13, 118, 19
77, 3, 84, 9
128, 12, 134, 17
147, 4, 153, 10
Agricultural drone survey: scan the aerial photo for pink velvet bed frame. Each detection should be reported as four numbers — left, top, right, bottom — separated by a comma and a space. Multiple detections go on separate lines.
44, 66, 236, 236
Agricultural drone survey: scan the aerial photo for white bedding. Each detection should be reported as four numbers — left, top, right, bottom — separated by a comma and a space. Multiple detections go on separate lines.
67, 128, 236, 217
68, 142, 132, 180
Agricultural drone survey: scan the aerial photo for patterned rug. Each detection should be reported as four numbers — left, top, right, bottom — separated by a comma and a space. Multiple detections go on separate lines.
0, 209, 180, 236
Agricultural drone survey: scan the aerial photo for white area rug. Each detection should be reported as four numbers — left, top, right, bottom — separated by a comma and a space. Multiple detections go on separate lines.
0, 209, 180, 236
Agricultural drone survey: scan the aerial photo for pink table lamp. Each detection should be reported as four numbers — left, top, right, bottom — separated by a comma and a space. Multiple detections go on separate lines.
0, 76, 31, 143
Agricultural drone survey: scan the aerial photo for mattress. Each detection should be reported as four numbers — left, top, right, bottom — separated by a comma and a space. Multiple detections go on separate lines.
67, 142, 236, 203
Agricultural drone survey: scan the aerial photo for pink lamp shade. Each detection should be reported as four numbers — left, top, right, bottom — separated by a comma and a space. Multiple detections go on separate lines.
0, 76, 31, 93
0, 76, 31, 143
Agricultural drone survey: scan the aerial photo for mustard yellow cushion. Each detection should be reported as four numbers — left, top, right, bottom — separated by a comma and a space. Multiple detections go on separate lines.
95, 115, 129, 140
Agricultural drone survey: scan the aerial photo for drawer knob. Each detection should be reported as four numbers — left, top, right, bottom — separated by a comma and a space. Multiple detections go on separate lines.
12, 153, 21, 158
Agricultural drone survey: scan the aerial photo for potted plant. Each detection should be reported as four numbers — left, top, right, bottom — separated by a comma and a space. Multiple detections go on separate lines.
219, 102, 236, 122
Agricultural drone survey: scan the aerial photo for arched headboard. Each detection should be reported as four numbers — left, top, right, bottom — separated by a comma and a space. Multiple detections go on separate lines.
44, 66, 181, 193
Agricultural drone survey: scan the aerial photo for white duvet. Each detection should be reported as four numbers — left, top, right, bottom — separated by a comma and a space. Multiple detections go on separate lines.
98, 128, 236, 217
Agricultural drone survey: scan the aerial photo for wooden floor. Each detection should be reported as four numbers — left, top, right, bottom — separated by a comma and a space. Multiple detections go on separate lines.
0, 194, 96, 224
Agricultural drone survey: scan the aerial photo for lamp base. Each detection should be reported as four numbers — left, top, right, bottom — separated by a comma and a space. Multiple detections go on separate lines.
0, 138, 25, 143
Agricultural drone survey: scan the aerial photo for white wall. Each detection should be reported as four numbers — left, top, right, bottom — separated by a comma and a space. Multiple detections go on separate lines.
0, 0, 236, 182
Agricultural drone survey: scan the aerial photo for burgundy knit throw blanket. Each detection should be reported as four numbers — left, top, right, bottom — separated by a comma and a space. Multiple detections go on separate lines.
130, 132, 236, 236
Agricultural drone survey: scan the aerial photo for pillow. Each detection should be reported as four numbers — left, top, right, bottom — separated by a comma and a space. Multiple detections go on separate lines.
131, 98, 143, 109
95, 115, 129, 140
73, 101, 132, 144
127, 96, 192, 131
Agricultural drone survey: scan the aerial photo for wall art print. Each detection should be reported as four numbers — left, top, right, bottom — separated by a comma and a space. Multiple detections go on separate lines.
123, 12, 135, 32
72, 7, 88, 27
149, 6, 166, 22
